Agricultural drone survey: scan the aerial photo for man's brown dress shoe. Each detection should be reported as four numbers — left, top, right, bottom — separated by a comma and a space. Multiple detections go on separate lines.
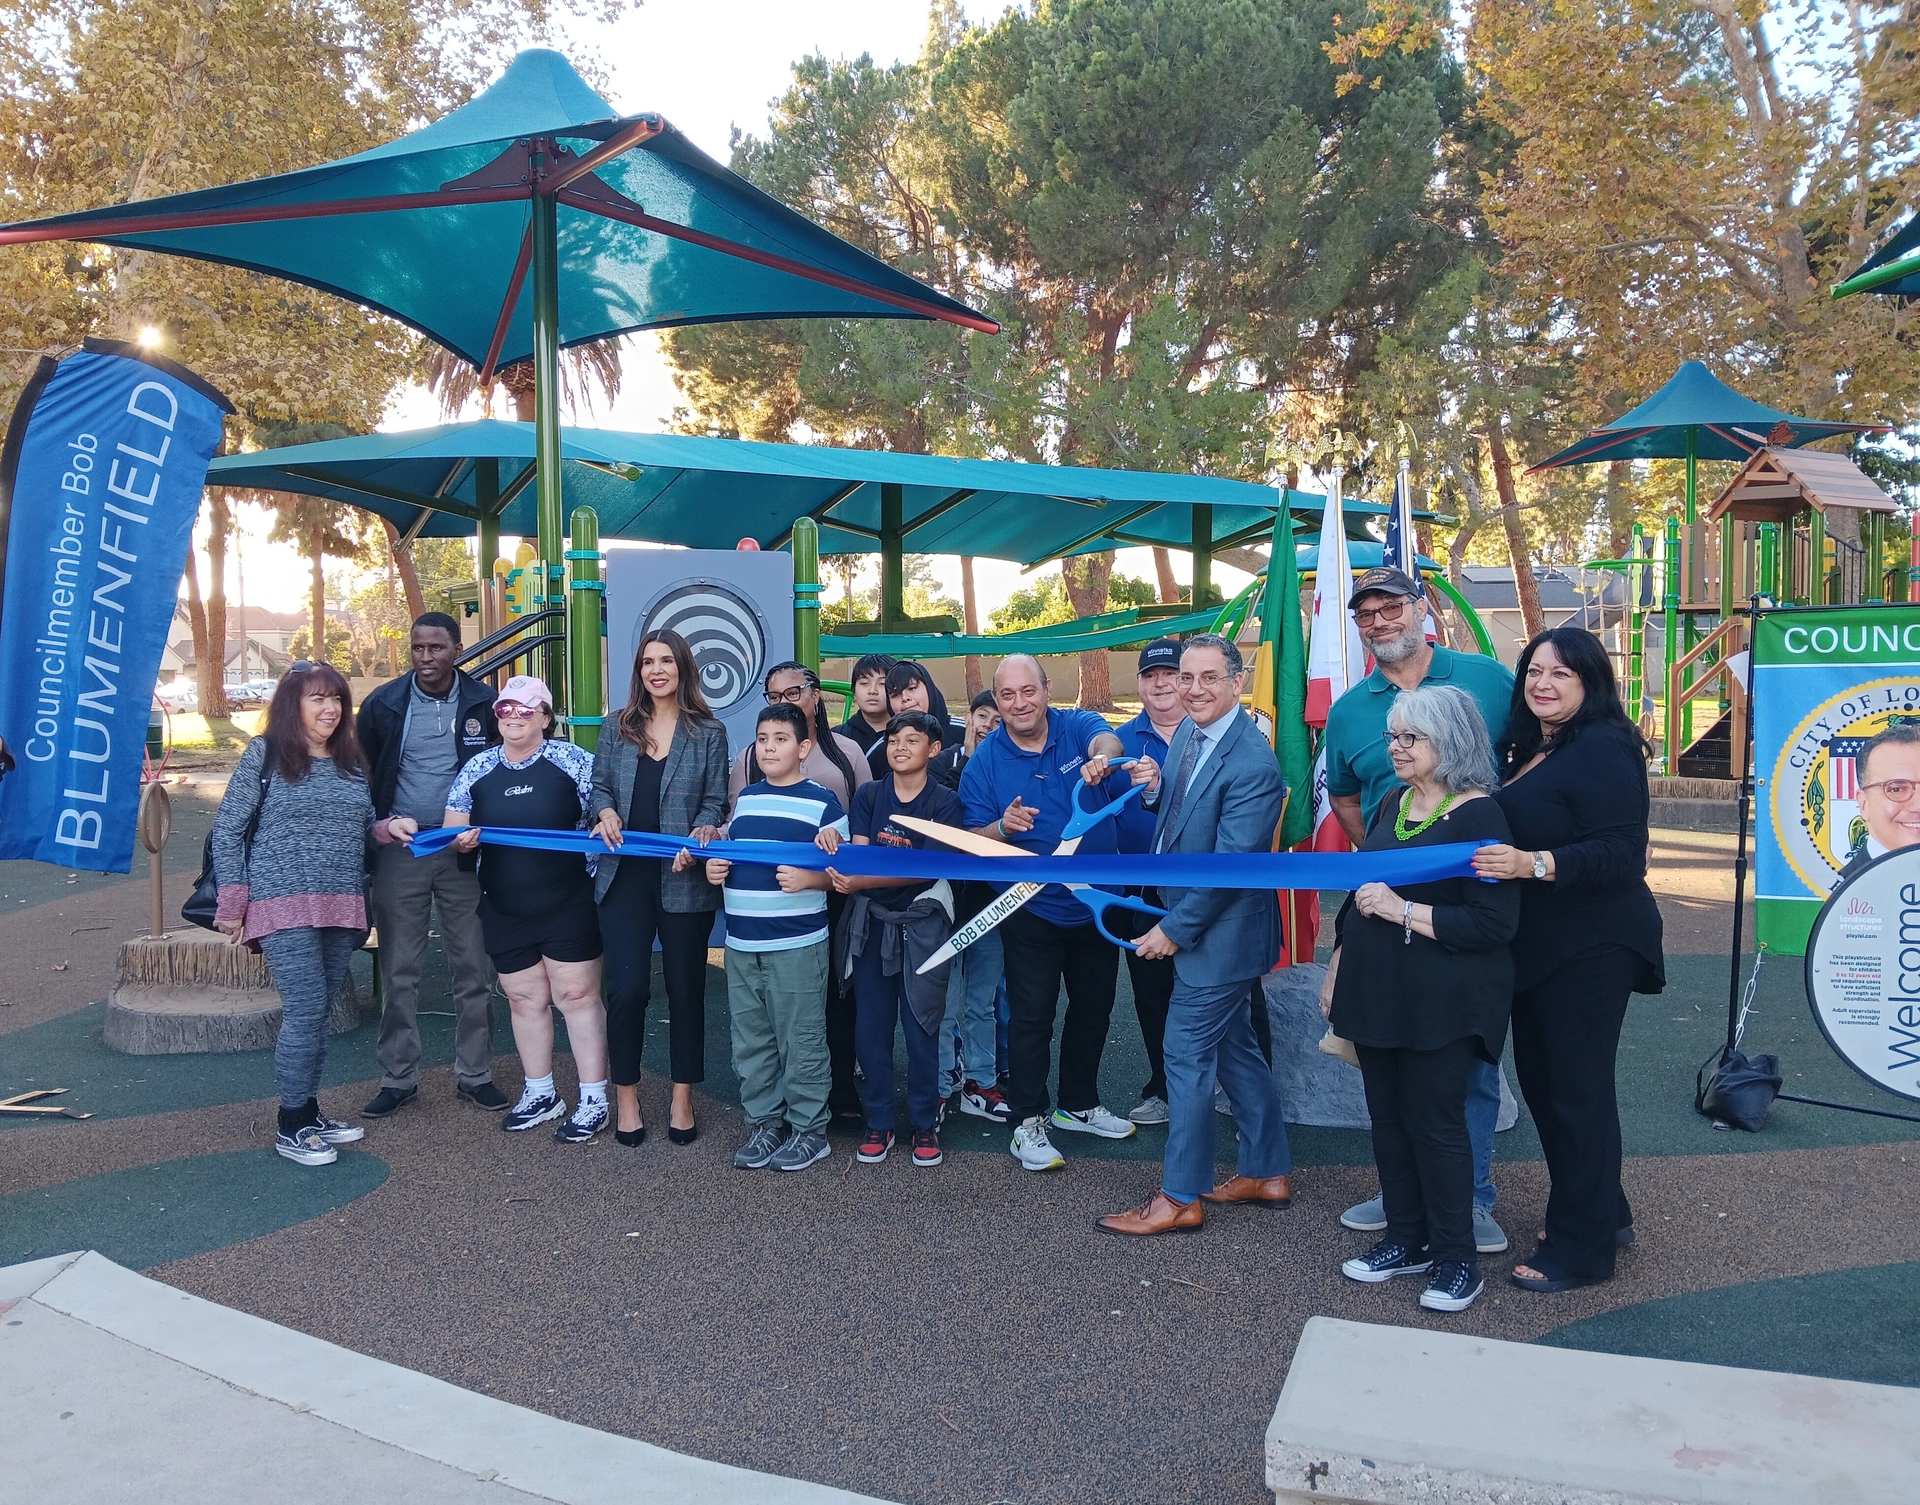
1200, 1173, 1293, 1207
1096, 1190, 1204, 1236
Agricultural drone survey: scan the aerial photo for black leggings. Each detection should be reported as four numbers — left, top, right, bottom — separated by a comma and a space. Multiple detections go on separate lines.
1355, 1037, 1479, 1266
599, 857, 713, 1086
1510, 946, 1639, 1279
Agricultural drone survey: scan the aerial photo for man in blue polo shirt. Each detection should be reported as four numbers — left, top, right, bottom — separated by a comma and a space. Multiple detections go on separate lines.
960, 654, 1154, 1171
1322, 565, 1517, 1254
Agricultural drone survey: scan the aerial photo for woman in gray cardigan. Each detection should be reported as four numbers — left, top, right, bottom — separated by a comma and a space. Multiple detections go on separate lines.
590, 629, 731, 1146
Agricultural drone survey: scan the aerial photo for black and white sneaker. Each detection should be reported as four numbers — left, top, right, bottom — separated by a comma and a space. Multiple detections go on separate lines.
313, 1112, 364, 1145
503, 1092, 566, 1132
275, 1124, 338, 1167
554, 1099, 609, 1144
1341, 1239, 1433, 1284
1419, 1260, 1485, 1312
734, 1120, 792, 1169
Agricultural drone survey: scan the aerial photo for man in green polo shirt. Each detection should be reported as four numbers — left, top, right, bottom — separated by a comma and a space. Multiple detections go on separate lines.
1323, 567, 1515, 841
1321, 564, 1517, 1255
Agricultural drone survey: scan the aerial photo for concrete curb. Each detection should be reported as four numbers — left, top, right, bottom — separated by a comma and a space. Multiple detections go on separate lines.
10, 1251, 893, 1505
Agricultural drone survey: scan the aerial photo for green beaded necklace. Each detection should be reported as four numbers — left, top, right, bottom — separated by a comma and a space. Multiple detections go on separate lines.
1394, 789, 1457, 841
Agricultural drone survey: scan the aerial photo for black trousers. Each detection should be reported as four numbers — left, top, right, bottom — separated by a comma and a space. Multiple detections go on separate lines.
600, 858, 713, 1086
1510, 946, 1638, 1279
1355, 1036, 1479, 1266
1001, 907, 1120, 1122
825, 893, 860, 1114
1114, 898, 1172, 1100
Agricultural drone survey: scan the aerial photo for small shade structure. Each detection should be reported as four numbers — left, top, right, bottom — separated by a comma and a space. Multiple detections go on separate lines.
1704, 445, 1900, 612
1833, 216, 1920, 299
0, 49, 992, 718
204, 420, 1420, 568
1705, 446, 1897, 527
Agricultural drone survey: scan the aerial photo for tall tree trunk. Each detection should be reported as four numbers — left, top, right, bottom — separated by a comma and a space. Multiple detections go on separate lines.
960, 555, 983, 700
1152, 546, 1180, 604
383, 519, 427, 621
502, 365, 537, 422
182, 539, 213, 707
1061, 553, 1114, 710
310, 524, 327, 670
200, 492, 233, 716
1487, 424, 1544, 640
1605, 459, 1633, 560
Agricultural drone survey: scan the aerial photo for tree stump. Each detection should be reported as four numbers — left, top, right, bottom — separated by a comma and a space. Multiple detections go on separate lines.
104, 931, 363, 1055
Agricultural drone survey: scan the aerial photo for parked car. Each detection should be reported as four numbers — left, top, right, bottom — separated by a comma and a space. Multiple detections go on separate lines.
155, 681, 198, 712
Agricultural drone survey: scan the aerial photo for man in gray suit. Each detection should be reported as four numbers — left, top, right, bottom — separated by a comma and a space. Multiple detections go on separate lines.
1098, 633, 1292, 1236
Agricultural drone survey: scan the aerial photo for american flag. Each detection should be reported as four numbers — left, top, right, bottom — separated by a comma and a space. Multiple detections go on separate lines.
1830, 737, 1866, 801
1382, 460, 1438, 642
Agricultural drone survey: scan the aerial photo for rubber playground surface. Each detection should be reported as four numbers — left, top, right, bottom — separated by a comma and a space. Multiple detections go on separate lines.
5, 788, 1918, 1505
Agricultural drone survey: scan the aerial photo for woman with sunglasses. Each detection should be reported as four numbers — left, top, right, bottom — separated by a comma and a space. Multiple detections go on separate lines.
1471, 629, 1664, 1293
589, 629, 732, 1146
729, 662, 873, 1119
390, 675, 609, 1143
211, 661, 375, 1167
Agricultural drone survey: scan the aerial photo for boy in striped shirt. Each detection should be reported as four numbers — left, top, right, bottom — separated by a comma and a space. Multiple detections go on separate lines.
707, 703, 850, 1172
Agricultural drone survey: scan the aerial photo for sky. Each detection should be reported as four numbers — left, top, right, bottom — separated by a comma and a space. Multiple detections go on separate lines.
208, 0, 1255, 621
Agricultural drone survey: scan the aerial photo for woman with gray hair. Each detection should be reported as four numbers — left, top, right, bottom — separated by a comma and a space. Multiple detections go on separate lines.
1322, 684, 1522, 1314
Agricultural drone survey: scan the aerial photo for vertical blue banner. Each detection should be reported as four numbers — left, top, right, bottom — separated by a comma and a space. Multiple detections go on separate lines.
0, 338, 232, 872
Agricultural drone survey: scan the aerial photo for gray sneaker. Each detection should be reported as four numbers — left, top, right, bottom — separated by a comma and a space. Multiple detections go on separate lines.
768, 1128, 831, 1172
733, 1120, 791, 1169
1128, 1095, 1170, 1125
1340, 1194, 1387, 1233
1473, 1205, 1509, 1254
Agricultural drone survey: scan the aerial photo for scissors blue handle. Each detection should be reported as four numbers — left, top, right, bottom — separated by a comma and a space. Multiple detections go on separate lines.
1068, 885, 1169, 947
1060, 762, 1146, 841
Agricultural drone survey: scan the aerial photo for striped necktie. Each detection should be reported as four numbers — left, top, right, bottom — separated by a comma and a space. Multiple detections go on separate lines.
1157, 730, 1205, 852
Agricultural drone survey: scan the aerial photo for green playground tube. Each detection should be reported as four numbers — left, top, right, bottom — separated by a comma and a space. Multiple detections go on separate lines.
1422, 573, 1496, 657
566, 507, 604, 752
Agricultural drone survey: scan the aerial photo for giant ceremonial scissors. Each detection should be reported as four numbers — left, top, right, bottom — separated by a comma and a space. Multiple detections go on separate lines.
899, 772, 1167, 973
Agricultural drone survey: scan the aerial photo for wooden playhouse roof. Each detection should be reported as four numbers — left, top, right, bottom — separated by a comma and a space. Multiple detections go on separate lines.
1707, 445, 1896, 524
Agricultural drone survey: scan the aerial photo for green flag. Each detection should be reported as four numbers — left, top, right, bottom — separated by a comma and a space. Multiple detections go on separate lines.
1265, 495, 1313, 847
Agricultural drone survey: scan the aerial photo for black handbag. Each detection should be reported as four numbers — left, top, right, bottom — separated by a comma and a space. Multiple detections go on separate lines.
1695, 1046, 1783, 1132
182, 764, 271, 930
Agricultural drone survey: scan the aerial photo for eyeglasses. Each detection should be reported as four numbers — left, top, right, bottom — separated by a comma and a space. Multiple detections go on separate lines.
1381, 730, 1430, 750
495, 702, 541, 720
765, 685, 813, 705
1176, 671, 1240, 689
1863, 778, 1920, 801
1353, 598, 1412, 626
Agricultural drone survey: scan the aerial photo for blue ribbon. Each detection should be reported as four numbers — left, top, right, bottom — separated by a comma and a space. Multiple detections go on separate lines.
404, 823, 1488, 889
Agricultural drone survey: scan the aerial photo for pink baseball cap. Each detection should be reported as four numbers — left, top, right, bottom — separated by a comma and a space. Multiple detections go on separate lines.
496, 674, 554, 710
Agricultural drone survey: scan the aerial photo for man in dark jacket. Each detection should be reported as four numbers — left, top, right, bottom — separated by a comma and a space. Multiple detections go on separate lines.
355, 612, 501, 1117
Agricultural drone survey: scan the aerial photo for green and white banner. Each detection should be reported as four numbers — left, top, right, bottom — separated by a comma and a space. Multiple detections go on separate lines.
1755, 605, 1920, 954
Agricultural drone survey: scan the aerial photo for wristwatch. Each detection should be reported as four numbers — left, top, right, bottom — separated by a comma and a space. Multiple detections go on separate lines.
1531, 851, 1548, 880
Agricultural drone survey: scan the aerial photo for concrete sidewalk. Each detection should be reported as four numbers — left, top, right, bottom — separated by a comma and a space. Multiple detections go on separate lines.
0, 1252, 893, 1505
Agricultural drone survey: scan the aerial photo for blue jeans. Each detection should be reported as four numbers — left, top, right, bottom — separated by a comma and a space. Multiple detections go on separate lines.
853, 942, 942, 1133
1162, 974, 1291, 1203
940, 927, 1004, 1095
259, 926, 357, 1110
1466, 1056, 1500, 1212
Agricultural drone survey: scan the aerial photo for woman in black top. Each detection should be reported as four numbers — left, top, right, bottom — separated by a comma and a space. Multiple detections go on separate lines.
1473, 628, 1665, 1292
590, 630, 731, 1147
1326, 685, 1520, 1315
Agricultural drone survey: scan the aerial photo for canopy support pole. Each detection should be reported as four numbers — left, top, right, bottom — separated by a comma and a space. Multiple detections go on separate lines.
567, 507, 603, 751
1192, 503, 1213, 607
793, 516, 821, 672
530, 183, 565, 705
1866, 510, 1886, 603
1662, 513, 1680, 773
477, 458, 501, 637
880, 483, 904, 627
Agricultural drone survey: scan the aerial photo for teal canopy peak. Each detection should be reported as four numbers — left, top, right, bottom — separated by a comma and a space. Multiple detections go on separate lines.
1527, 360, 1882, 472
204, 422, 1430, 567
0, 50, 995, 373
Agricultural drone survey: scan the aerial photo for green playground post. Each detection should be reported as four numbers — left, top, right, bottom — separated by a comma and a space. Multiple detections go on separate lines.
1627, 523, 1646, 719
1758, 521, 1778, 606
566, 507, 604, 752
1662, 513, 1680, 772
793, 516, 821, 671
1192, 504, 1213, 607
880, 483, 905, 627
1866, 510, 1886, 603
530, 182, 566, 703
476, 457, 501, 596
1808, 505, 1827, 605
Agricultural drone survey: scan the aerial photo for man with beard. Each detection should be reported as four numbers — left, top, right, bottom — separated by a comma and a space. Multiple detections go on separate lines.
1321, 568, 1515, 1255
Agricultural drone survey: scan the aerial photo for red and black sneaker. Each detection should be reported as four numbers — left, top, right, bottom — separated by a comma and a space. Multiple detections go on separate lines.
856, 1127, 895, 1163
960, 1079, 1011, 1123
911, 1127, 943, 1167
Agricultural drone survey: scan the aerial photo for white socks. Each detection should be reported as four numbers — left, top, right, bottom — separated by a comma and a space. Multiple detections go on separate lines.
517, 1074, 555, 1110
579, 1080, 607, 1107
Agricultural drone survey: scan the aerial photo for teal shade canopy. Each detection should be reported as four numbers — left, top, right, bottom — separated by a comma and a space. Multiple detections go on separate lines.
1528, 361, 1881, 472
205, 421, 1422, 566
1836, 215, 1920, 298
0, 50, 994, 370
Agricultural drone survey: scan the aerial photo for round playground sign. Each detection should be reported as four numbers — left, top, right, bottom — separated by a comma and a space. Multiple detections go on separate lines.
1804, 845, 1920, 1103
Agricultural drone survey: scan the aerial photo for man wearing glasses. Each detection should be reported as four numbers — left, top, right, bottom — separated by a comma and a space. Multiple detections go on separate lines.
1321, 567, 1516, 1253
1843, 724, 1920, 877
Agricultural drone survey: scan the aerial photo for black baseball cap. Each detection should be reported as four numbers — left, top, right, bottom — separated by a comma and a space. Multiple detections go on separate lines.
1137, 637, 1182, 673
1347, 566, 1421, 609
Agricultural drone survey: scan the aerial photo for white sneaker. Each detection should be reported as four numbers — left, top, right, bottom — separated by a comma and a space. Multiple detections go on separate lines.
1128, 1095, 1170, 1125
275, 1124, 337, 1167
1214, 1083, 1233, 1117
1010, 1117, 1065, 1171
1050, 1105, 1137, 1140
313, 1112, 364, 1145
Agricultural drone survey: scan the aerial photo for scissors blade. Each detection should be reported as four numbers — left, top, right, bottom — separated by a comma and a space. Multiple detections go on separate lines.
895, 815, 1083, 971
